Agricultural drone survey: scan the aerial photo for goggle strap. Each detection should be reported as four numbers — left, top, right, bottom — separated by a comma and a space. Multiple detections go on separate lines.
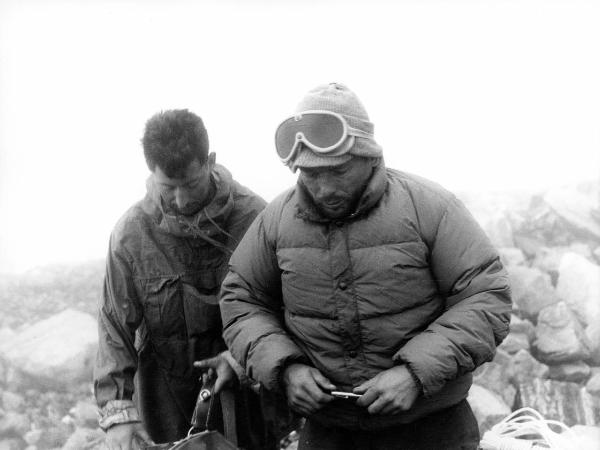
347, 127, 374, 139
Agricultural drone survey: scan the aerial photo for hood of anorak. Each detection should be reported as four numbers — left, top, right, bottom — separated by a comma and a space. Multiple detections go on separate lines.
143, 164, 236, 241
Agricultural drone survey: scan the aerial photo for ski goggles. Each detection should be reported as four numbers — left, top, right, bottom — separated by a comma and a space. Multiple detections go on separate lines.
275, 110, 374, 164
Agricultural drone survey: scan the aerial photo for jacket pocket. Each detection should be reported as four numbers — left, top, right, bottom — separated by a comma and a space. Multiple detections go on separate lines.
139, 276, 186, 340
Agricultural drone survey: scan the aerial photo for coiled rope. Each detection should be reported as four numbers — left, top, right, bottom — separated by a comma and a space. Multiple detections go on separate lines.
479, 407, 578, 450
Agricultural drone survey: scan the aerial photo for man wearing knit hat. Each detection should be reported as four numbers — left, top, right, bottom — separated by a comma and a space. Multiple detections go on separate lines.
219, 83, 512, 449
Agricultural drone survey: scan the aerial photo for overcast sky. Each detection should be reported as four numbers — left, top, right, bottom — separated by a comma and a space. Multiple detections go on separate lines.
0, 0, 598, 274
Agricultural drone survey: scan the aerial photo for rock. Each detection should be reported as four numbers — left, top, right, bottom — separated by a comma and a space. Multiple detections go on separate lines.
516, 378, 600, 426
482, 212, 515, 248
468, 384, 511, 435
39, 425, 72, 449
570, 425, 600, 450
530, 245, 592, 285
509, 315, 535, 339
556, 252, 600, 327
543, 182, 600, 240
0, 439, 25, 450
498, 331, 530, 355
547, 361, 591, 383
587, 370, 600, 397
587, 321, 600, 365
498, 247, 526, 267
69, 401, 98, 428
533, 302, 591, 363
499, 332, 530, 355
473, 361, 516, 408
0, 412, 31, 437
507, 266, 560, 319
0, 309, 98, 391
23, 430, 42, 446
61, 427, 105, 450
509, 349, 549, 384
513, 234, 546, 259
2, 391, 25, 412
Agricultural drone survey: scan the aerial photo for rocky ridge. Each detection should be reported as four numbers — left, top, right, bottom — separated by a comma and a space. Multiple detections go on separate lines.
0, 181, 599, 449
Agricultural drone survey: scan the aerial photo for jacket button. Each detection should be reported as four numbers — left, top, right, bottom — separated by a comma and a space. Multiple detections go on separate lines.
349, 350, 357, 358
339, 281, 348, 290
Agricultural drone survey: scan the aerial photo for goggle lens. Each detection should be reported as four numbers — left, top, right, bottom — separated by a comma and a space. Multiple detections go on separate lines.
275, 112, 345, 160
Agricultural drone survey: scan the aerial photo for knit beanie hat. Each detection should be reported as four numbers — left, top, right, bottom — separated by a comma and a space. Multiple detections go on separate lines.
291, 83, 383, 170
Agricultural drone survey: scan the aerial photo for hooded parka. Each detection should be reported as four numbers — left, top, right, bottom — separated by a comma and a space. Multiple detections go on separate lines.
220, 160, 512, 430
94, 164, 266, 443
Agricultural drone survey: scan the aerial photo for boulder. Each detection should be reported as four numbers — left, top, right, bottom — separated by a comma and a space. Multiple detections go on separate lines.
556, 252, 600, 327
498, 247, 526, 267
498, 316, 534, 355
468, 384, 511, 435
61, 427, 105, 450
0, 309, 97, 391
586, 321, 600, 365
516, 378, 600, 426
507, 266, 560, 319
509, 349, 549, 385
498, 332, 530, 355
530, 244, 592, 285
69, 400, 99, 428
0, 412, 31, 437
23, 430, 42, 446
586, 368, 600, 396
482, 212, 515, 248
473, 361, 516, 408
543, 182, 600, 240
547, 361, 591, 383
0, 439, 25, 450
533, 302, 591, 364
1, 391, 25, 412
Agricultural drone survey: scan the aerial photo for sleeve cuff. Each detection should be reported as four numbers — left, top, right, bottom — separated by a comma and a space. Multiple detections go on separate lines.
98, 400, 141, 431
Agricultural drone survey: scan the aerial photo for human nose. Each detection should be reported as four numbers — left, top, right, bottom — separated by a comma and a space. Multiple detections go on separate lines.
314, 177, 337, 198
174, 188, 190, 209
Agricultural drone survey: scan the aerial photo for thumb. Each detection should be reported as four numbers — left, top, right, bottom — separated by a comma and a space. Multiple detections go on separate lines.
134, 427, 154, 444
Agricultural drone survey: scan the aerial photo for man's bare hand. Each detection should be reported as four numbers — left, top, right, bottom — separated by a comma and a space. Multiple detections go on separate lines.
194, 352, 236, 394
106, 422, 152, 450
353, 365, 420, 415
282, 363, 336, 417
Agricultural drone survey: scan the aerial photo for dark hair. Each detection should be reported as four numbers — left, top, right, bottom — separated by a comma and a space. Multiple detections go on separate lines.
142, 109, 209, 176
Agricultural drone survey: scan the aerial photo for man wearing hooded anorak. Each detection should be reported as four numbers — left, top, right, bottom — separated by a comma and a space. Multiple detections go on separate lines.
219, 83, 512, 450
93, 110, 272, 450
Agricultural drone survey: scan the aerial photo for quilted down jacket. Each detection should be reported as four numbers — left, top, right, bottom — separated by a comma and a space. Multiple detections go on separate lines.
220, 160, 511, 430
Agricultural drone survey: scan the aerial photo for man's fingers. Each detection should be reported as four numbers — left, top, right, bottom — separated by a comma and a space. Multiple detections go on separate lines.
367, 396, 388, 415
214, 376, 226, 394
135, 427, 153, 444
312, 371, 336, 392
193, 357, 219, 369
355, 387, 378, 408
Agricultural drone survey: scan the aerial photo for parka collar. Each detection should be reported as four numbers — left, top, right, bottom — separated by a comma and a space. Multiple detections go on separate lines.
295, 158, 388, 223
143, 164, 235, 243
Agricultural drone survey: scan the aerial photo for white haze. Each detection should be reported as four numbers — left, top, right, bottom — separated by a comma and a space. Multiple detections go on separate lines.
0, 0, 598, 273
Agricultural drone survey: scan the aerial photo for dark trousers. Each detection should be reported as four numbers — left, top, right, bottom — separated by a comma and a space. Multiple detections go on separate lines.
298, 399, 480, 450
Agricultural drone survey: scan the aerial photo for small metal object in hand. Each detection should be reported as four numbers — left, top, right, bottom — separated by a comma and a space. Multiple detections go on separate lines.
330, 391, 361, 399
199, 388, 212, 402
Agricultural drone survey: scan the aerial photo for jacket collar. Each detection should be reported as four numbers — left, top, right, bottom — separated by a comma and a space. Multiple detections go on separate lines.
295, 158, 388, 223
143, 164, 235, 242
